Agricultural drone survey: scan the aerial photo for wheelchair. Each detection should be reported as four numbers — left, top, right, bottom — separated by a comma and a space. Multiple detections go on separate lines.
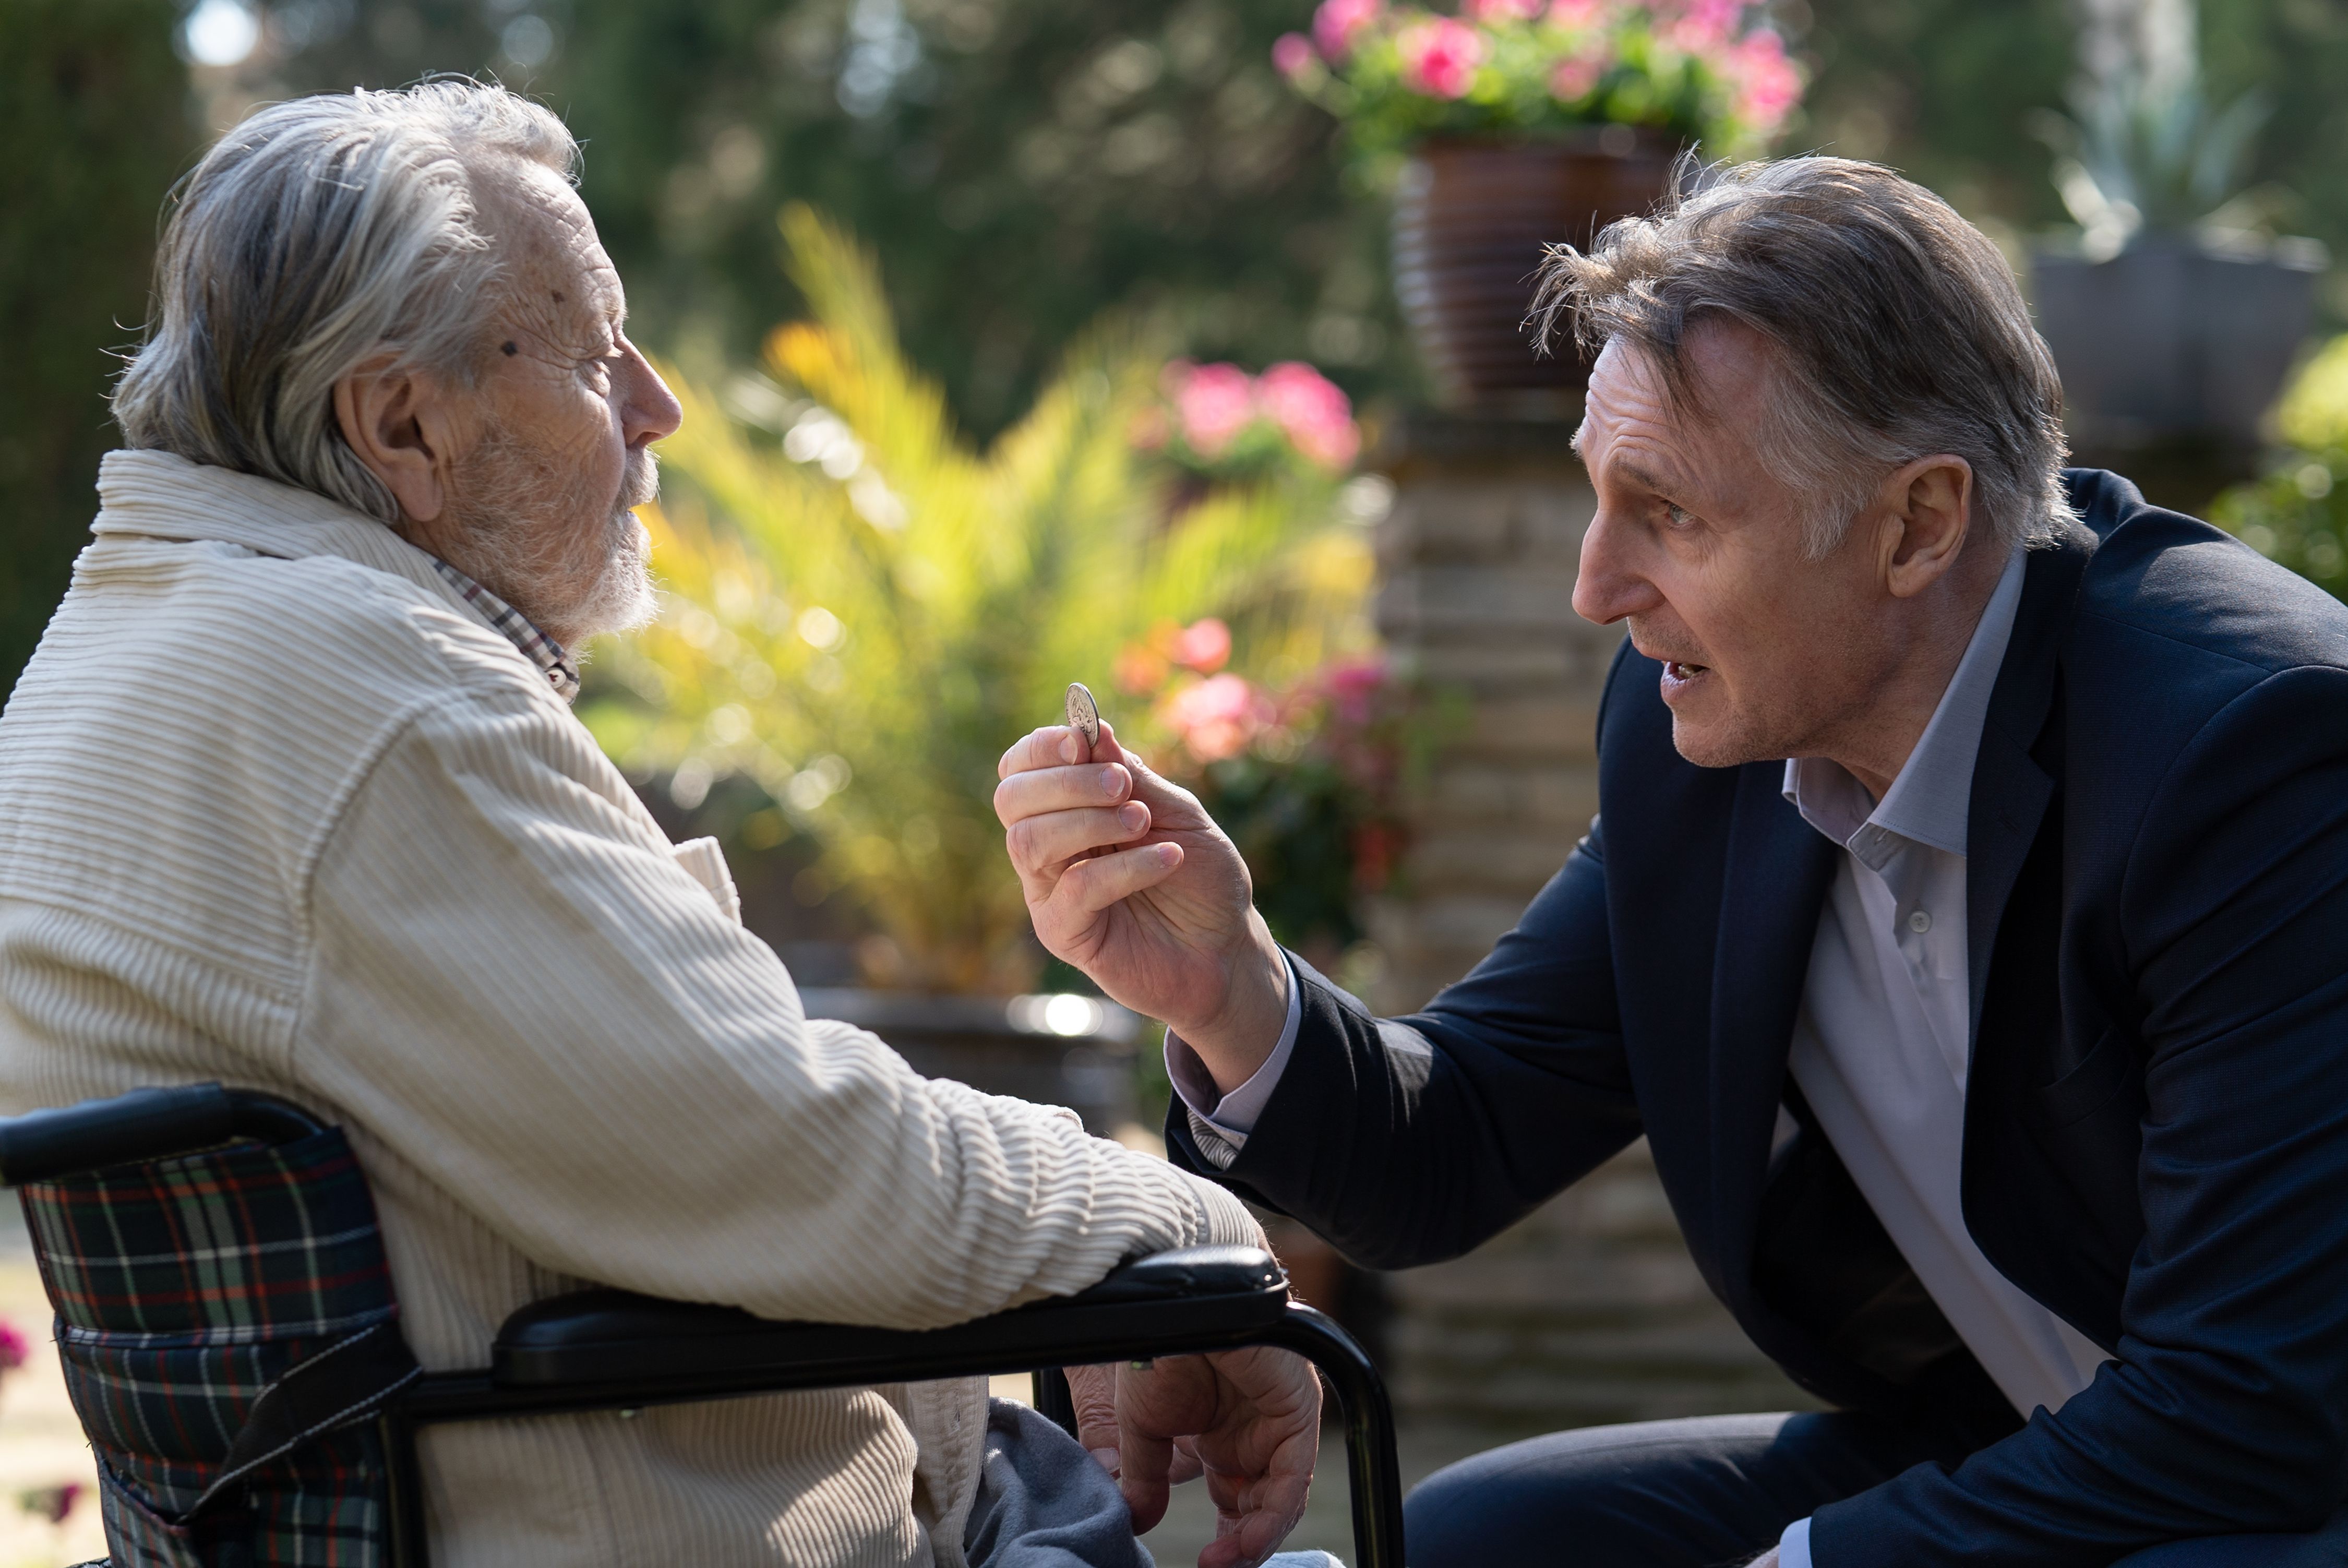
0, 1083, 1404, 1568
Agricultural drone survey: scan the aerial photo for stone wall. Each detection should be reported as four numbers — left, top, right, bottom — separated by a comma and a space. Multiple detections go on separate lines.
1362, 415, 1816, 1431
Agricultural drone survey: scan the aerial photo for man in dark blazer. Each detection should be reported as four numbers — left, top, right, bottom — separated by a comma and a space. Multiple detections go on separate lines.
996, 157, 2348, 1567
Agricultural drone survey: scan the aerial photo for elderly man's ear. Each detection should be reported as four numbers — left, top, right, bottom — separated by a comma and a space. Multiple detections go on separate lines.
333, 354, 471, 526
1874, 453, 1975, 599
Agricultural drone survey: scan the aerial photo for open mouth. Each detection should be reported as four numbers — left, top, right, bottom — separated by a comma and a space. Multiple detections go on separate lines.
1659, 660, 1710, 699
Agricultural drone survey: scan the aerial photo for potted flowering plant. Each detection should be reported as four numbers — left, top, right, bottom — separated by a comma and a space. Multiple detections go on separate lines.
1135, 360, 1364, 484
1275, 0, 1804, 405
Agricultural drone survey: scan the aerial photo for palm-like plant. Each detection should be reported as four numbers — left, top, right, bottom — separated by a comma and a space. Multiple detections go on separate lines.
583, 207, 1371, 994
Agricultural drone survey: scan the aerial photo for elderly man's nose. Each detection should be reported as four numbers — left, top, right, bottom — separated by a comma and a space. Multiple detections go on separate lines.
1572, 509, 1653, 626
623, 346, 684, 445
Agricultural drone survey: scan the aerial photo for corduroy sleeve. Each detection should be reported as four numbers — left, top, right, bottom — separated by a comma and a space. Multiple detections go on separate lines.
298, 685, 1259, 1330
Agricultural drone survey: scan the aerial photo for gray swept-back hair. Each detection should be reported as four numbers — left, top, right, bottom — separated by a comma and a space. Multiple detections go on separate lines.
1531, 156, 2074, 558
112, 80, 578, 524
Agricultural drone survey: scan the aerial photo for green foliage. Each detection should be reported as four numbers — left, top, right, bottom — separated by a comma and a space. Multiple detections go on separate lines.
582, 209, 1372, 991
2211, 333, 2348, 600
0, 0, 191, 699
250, 0, 1417, 438
1279, 1, 1803, 172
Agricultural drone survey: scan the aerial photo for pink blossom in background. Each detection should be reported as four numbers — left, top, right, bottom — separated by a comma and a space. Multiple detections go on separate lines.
1272, 32, 1316, 78
1549, 45, 1610, 100
1170, 618, 1233, 674
1663, 0, 1743, 51
1730, 29, 1802, 129
1164, 674, 1275, 762
1256, 362, 1361, 469
1547, 0, 1607, 27
1396, 17, 1483, 99
0, 1320, 27, 1373
1464, 0, 1544, 20
1321, 656, 1389, 728
1312, 0, 1383, 61
1168, 361, 1259, 459
19, 1482, 81, 1525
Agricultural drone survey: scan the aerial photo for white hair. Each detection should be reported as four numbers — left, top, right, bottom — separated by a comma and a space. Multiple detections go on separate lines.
112, 79, 578, 523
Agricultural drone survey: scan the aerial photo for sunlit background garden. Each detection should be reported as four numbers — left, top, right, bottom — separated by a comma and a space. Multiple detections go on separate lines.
5, 0, 2348, 1559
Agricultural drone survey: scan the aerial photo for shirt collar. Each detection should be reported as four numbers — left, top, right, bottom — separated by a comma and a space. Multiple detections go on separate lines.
1783, 546, 2028, 863
424, 556, 580, 703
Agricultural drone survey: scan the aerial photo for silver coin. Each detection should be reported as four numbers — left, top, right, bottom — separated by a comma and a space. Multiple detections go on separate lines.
1064, 681, 1100, 750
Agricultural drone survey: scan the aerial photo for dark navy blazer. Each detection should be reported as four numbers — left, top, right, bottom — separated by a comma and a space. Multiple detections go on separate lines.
1168, 471, 2348, 1565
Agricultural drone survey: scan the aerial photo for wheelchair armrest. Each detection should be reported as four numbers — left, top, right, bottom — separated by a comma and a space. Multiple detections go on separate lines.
490, 1244, 1287, 1392
0, 1084, 327, 1184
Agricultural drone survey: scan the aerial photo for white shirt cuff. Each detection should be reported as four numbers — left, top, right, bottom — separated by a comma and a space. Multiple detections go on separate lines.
1164, 954, 1303, 1151
1777, 1515, 1812, 1568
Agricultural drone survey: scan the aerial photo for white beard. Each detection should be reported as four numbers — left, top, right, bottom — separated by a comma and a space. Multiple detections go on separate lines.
440, 434, 661, 649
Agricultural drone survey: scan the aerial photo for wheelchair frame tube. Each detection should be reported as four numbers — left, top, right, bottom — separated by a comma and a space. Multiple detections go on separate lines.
388, 1300, 1405, 1568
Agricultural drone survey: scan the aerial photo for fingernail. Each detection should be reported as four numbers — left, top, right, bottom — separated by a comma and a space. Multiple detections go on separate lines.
1088, 1446, 1120, 1474
1098, 765, 1123, 794
1119, 802, 1147, 831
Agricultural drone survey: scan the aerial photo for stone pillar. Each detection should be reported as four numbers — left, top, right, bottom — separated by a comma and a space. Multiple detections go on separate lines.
1364, 414, 1815, 1434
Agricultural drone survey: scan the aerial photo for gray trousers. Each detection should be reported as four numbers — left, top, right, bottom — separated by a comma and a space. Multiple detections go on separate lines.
964, 1398, 1344, 1568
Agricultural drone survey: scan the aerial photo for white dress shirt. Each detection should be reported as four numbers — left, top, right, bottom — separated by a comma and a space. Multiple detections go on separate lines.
1171, 548, 2110, 1566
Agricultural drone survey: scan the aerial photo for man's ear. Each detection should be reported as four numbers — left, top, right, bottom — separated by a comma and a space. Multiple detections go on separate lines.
1878, 455, 1973, 599
332, 354, 463, 525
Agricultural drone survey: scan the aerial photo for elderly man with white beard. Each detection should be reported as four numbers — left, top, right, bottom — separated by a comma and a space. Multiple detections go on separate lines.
0, 81, 1328, 1568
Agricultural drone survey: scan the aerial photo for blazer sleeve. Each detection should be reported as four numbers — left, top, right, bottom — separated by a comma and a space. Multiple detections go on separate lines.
1816, 663, 2348, 1564
1167, 815, 1642, 1271
300, 686, 1261, 1332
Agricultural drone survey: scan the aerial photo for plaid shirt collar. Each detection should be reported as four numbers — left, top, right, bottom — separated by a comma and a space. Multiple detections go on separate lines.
425, 556, 580, 703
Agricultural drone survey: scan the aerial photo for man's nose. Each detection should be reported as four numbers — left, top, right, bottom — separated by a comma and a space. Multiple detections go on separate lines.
620, 343, 685, 447
1571, 507, 1658, 627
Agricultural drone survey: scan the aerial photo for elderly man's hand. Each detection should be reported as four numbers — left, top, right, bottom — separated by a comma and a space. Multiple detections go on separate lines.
1065, 1347, 1322, 1568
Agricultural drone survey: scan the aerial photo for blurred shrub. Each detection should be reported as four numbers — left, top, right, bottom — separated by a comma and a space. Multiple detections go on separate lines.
2210, 333, 2348, 599
582, 208, 1375, 992
0, 1, 191, 698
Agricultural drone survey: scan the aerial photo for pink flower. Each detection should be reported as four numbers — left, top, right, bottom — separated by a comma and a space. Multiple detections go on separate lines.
1312, 0, 1383, 61
1396, 17, 1483, 99
1549, 46, 1610, 101
1255, 362, 1360, 469
1168, 361, 1259, 460
1170, 618, 1232, 674
1464, 0, 1544, 19
1663, 0, 1743, 52
1730, 28, 1802, 129
0, 1320, 28, 1374
1321, 655, 1389, 727
1272, 31, 1316, 78
1163, 674, 1275, 762
1547, 0, 1606, 27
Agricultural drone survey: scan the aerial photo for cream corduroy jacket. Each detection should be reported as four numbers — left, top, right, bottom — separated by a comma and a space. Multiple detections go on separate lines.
0, 450, 1259, 1567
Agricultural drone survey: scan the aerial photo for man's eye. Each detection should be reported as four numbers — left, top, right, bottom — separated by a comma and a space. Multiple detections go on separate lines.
1665, 502, 1696, 528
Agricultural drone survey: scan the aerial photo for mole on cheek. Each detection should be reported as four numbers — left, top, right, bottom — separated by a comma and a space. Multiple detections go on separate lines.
501, 341, 518, 356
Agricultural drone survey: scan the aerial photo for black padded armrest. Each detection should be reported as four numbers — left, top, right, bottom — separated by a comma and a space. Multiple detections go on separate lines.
492, 1245, 1286, 1392
0, 1085, 328, 1185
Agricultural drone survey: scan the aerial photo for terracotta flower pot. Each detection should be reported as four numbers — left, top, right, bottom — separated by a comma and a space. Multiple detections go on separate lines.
1392, 131, 1681, 409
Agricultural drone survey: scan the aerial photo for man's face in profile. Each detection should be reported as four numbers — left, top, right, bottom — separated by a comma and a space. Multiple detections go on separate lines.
439, 162, 677, 644
1570, 328, 1908, 772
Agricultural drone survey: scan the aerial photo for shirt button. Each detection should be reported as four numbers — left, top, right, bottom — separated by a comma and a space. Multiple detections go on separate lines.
1908, 910, 1932, 933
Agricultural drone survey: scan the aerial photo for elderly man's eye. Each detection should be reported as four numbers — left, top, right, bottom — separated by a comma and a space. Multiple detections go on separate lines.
1665, 502, 1697, 528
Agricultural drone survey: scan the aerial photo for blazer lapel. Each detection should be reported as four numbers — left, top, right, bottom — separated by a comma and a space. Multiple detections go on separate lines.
1708, 763, 1838, 1294
1965, 528, 2095, 1051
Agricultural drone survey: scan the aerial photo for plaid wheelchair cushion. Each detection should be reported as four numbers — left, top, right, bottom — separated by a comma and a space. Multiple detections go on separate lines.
21, 1124, 419, 1568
